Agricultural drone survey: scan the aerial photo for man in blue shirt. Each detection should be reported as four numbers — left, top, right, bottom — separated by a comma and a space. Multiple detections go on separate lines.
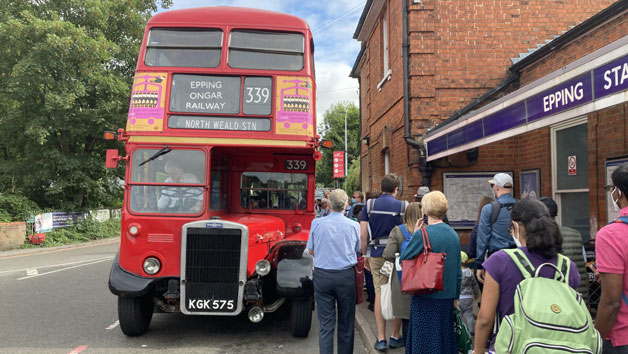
306, 189, 360, 354
475, 173, 517, 283
360, 174, 407, 351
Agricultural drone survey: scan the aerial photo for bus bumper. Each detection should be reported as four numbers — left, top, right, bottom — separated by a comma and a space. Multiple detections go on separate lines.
108, 253, 158, 298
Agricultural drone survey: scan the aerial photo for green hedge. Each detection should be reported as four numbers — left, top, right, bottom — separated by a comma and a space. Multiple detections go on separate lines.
26, 217, 120, 247
0, 193, 39, 223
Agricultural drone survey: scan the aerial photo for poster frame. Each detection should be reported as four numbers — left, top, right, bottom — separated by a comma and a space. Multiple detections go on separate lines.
520, 168, 541, 200
605, 157, 628, 223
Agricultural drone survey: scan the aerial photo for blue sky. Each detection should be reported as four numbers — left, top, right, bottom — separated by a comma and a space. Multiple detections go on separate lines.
158, 0, 364, 123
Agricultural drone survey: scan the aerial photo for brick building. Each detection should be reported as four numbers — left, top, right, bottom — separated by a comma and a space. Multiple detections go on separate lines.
350, 0, 627, 245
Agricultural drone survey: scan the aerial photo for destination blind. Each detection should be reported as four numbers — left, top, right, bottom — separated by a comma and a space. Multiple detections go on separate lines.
169, 74, 241, 114
168, 115, 271, 131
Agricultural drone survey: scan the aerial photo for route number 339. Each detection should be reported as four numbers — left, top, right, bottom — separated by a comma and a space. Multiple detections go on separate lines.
245, 87, 270, 104
285, 160, 308, 170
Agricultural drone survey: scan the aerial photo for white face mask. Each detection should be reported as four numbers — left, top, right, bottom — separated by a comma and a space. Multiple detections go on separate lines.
511, 221, 523, 247
612, 187, 622, 212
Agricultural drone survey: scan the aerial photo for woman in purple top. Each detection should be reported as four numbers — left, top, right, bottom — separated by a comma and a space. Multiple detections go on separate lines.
474, 199, 580, 353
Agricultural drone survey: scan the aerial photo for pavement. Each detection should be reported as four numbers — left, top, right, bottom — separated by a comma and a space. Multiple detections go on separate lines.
355, 292, 406, 354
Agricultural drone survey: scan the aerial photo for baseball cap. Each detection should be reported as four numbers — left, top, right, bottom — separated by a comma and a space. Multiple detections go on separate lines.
460, 251, 468, 264
414, 186, 430, 199
489, 173, 513, 188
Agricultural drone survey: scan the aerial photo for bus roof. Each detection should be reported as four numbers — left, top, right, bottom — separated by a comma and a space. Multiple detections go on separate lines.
148, 6, 311, 31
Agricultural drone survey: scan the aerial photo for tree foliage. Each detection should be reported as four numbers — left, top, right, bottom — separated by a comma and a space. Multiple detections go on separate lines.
0, 0, 172, 210
316, 102, 360, 189
0, 193, 40, 222
345, 157, 361, 196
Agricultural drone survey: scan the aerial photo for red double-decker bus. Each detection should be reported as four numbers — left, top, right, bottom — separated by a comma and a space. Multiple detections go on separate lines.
106, 6, 320, 338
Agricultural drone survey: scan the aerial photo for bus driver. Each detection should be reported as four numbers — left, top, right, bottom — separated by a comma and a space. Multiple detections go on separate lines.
157, 160, 203, 212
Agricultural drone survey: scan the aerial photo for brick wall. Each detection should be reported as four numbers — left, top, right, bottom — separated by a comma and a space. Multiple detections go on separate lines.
588, 103, 628, 236
357, 0, 615, 198
0, 222, 26, 251
520, 11, 628, 85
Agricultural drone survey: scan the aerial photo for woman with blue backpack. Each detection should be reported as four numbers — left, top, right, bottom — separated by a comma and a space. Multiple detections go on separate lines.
382, 202, 421, 347
473, 199, 601, 354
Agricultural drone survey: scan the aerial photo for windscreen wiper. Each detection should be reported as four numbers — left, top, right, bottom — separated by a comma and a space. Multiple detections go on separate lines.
138, 146, 171, 166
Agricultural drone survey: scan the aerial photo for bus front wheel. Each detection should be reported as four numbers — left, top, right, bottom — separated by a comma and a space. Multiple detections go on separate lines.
290, 296, 313, 338
118, 294, 154, 336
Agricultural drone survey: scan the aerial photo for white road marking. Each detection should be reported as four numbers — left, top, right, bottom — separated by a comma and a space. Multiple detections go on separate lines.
26, 268, 38, 276
106, 320, 119, 330
17, 257, 113, 280
0, 256, 114, 275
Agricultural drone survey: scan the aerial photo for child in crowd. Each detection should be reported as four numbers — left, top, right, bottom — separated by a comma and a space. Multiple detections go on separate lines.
351, 204, 364, 222
459, 251, 480, 336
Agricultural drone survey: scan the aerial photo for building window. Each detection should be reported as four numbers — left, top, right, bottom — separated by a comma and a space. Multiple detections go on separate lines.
551, 117, 590, 242
382, 10, 389, 77
384, 148, 390, 175
377, 9, 392, 91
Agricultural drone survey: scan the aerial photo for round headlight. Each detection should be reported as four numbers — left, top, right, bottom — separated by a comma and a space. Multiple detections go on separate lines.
128, 223, 141, 237
255, 259, 271, 276
248, 307, 264, 323
143, 257, 161, 275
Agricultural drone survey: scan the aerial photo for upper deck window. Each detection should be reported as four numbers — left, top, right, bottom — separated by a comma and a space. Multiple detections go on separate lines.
144, 28, 223, 68
228, 30, 304, 71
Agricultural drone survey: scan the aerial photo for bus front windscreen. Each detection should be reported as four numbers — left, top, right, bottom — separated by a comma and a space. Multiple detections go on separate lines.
144, 28, 223, 68
129, 148, 205, 214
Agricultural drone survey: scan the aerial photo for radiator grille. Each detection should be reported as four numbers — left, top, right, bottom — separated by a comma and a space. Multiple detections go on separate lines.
184, 227, 242, 312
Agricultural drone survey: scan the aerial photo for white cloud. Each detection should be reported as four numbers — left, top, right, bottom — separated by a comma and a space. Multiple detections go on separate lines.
314, 61, 359, 127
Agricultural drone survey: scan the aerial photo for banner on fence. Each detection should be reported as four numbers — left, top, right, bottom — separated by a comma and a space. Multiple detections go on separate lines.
34, 213, 53, 233
52, 212, 88, 228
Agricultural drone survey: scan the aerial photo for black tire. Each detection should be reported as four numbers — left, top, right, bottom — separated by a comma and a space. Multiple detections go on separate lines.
118, 295, 154, 337
290, 296, 313, 338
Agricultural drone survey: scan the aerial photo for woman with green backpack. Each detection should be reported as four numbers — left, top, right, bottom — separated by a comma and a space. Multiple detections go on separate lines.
473, 199, 600, 353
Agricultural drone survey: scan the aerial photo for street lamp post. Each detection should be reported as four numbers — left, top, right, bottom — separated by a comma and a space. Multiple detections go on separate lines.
344, 110, 348, 188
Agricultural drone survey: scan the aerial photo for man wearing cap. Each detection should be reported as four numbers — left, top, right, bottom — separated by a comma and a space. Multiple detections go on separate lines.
414, 186, 430, 204
475, 173, 517, 283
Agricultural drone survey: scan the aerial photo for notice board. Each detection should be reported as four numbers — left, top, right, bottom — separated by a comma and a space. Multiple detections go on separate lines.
606, 157, 628, 223
443, 171, 513, 228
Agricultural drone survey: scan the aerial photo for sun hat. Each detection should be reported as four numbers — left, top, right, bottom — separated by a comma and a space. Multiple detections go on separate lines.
460, 251, 468, 264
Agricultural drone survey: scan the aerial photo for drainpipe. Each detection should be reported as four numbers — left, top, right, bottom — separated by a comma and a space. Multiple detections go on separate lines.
402, 0, 432, 187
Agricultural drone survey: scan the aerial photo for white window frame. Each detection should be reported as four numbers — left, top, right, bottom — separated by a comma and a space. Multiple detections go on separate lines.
376, 8, 392, 92
550, 116, 589, 225
384, 148, 390, 175
382, 10, 389, 77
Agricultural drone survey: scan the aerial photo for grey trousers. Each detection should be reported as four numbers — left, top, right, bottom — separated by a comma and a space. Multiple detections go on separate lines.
459, 297, 475, 334
313, 267, 356, 354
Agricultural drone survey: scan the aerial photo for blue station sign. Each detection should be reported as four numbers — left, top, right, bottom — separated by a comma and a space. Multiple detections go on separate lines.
427, 53, 628, 157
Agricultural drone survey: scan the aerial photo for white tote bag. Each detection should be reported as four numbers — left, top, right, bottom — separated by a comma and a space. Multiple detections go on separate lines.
381, 267, 395, 320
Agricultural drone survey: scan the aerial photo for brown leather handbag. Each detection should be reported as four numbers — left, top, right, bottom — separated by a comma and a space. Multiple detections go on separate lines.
401, 226, 447, 295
